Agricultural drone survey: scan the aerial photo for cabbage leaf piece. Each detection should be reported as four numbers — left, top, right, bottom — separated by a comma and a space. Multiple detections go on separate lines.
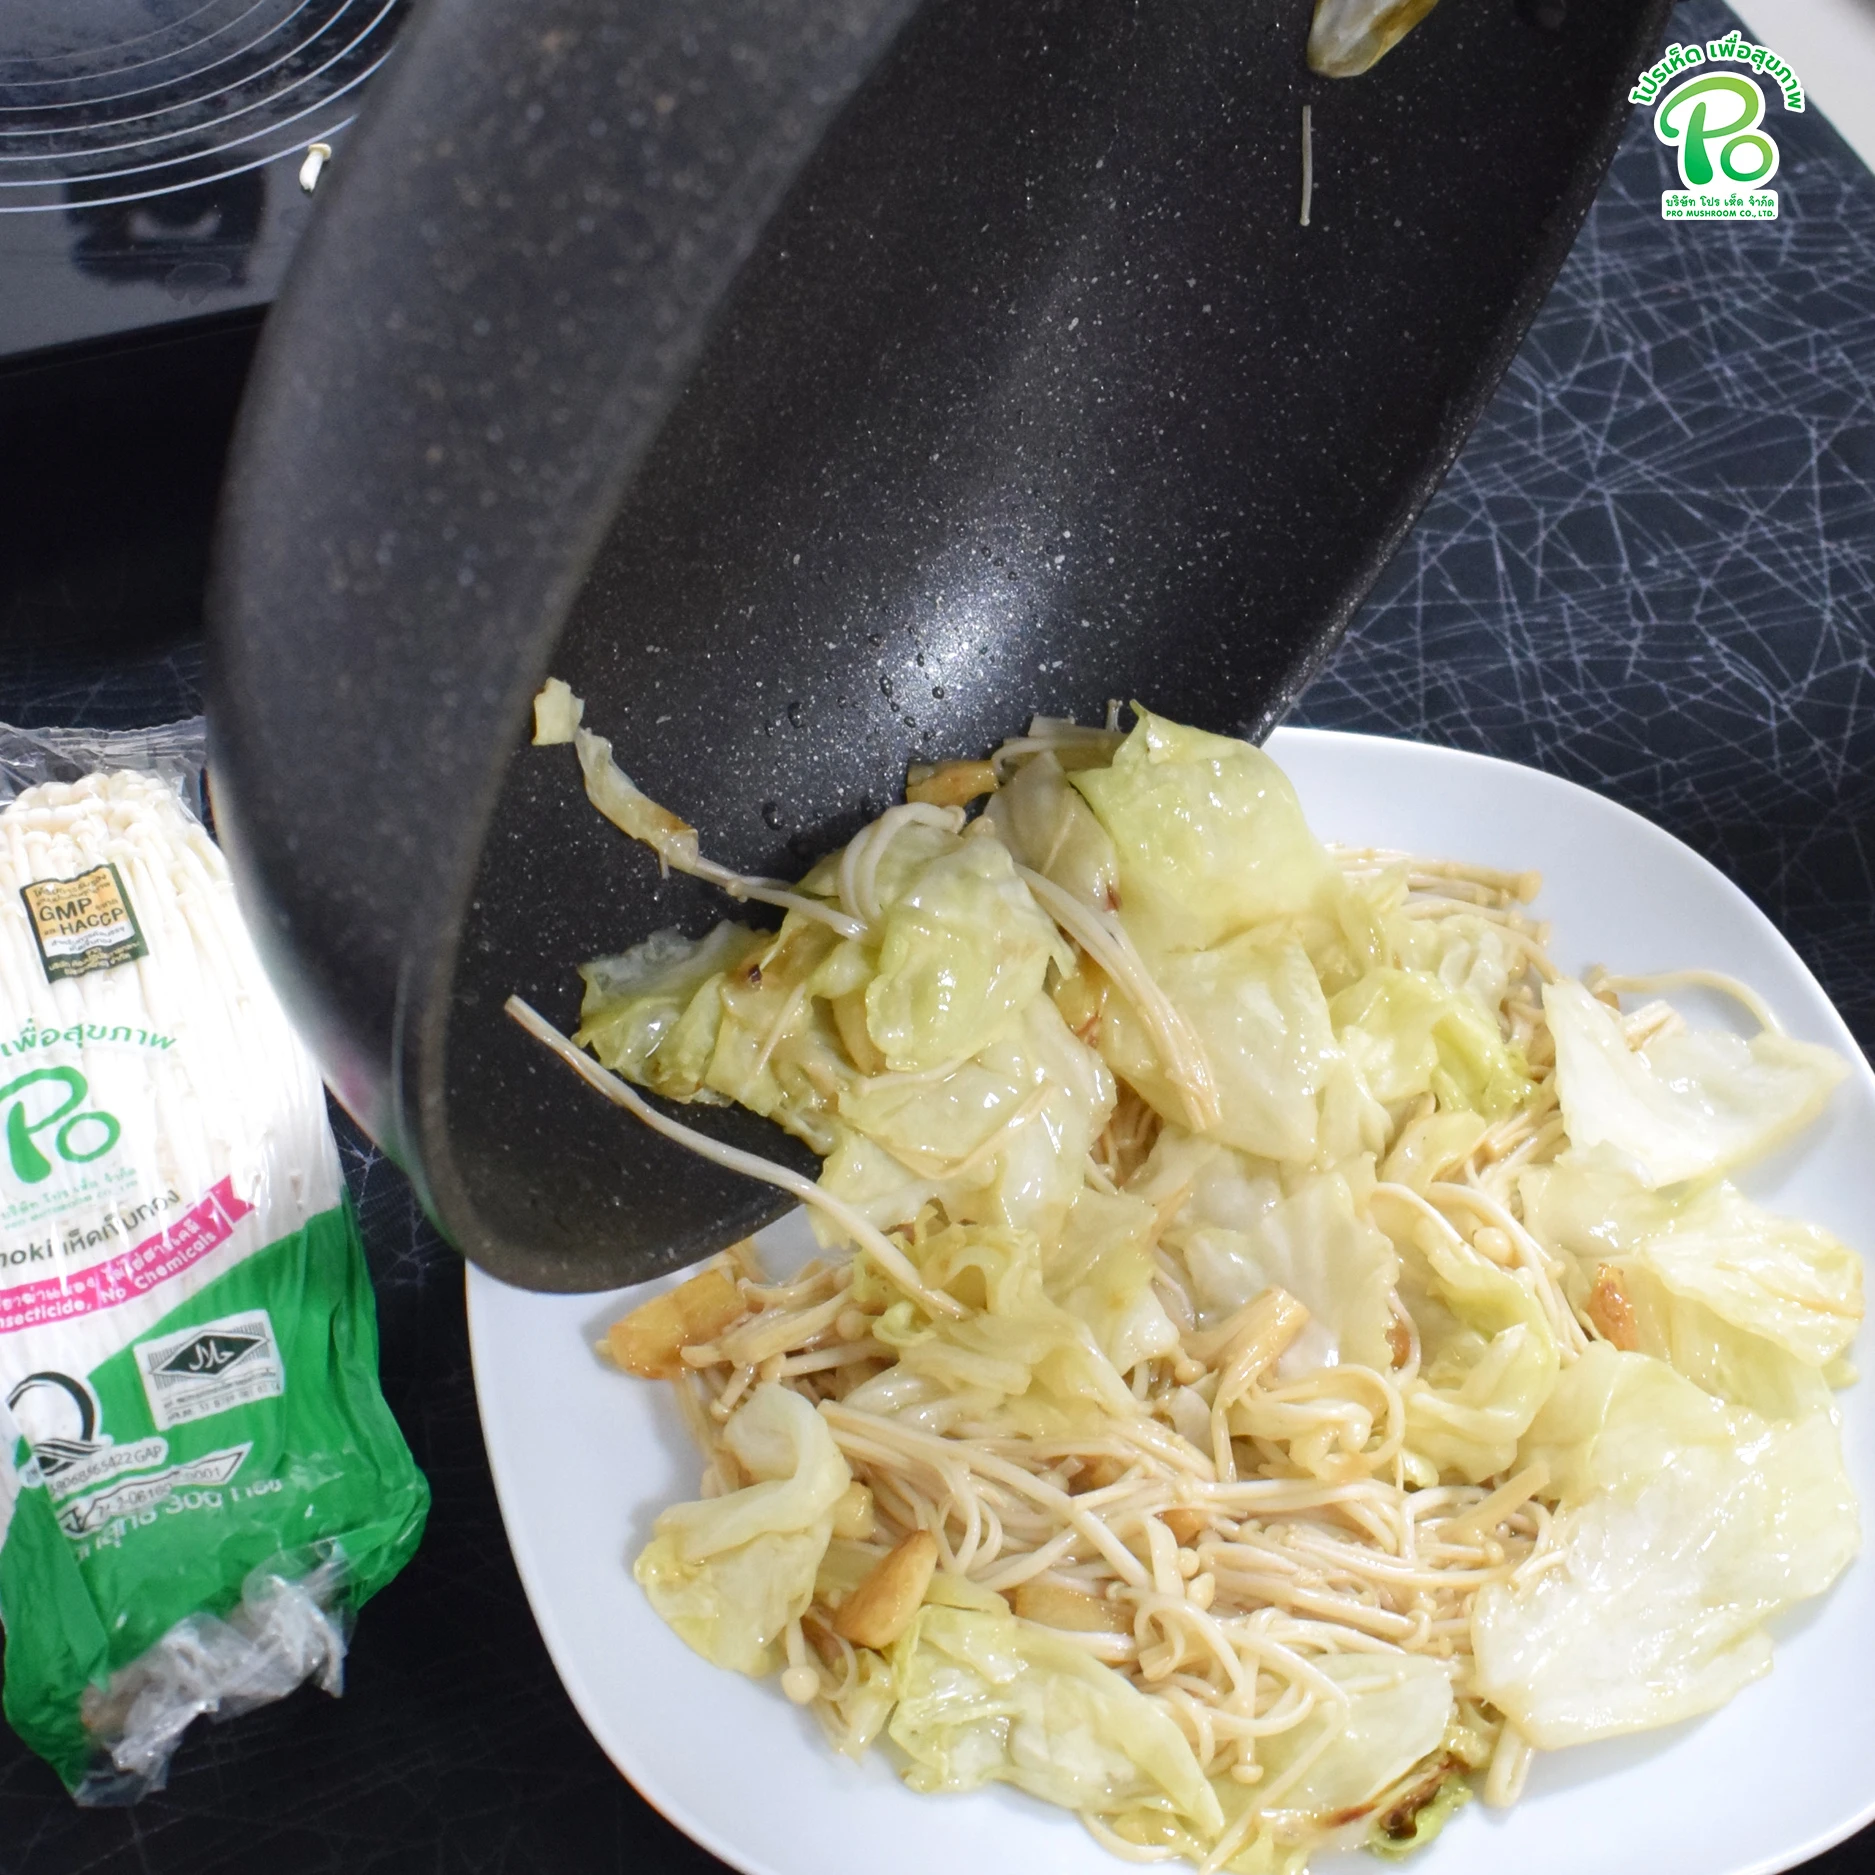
1048, 1187, 1183, 1375
1388, 908, 1518, 1030
1316, 1054, 1395, 1165
634, 1385, 851, 1676
1131, 1128, 1282, 1236
573, 724, 701, 870
1521, 1154, 1863, 1416
1308, 0, 1442, 78
984, 749, 1121, 910
576, 911, 857, 1148
1472, 1346, 1859, 1747
865, 837, 1071, 1073
1099, 1654, 1453, 1866
1367, 1767, 1472, 1861
531, 675, 583, 743
850, 1222, 1140, 1436
1384, 1202, 1560, 1484
1069, 709, 1339, 954
1332, 967, 1532, 1119
887, 1599, 1223, 1833
1378, 1108, 1488, 1195
1299, 866, 1398, 1002
577, 922, 766, 1101
822, 994, 1113, 1247
1159, 1152, 1399, 1378
1094, 933, 1341, 1162
798, 817, 961, 913
1253, 1653, 1454, 1821
818, 1646, 897, 1758
699, 914, 857, 1152
1544, 979, 1846, 1187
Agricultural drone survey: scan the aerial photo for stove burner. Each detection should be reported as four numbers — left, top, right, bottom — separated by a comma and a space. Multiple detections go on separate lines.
0, 1, 411, 648
1, 0, 407, 214
0, 0, 409, 360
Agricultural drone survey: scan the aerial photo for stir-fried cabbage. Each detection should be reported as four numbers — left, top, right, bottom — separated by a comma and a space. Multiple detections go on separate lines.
1070, 711, 1340, 953
1333, 968, 1533, 1120
825, 994, 1113, 1245
634, 1384, 851, 1675
1308, 0, 1443, 77
1389, 1207, 1561, 1485
1521, 1153, 1863, 1417
1152, 1148, 1398, 1378
531, 690, 1862, 1875
889, 1590, 1224, 1831
573, 722, 702, 871
1087, 933, 1342, 1160
985, 749, 1121, 909
1049, 1187, 1185, 1376
1544, 978, 1846, 1187
866, 838, 1072, 1072
851, 1222, 1141, 1436
1473, 1347, 1858, 1746
1252, 1653, 1455, 1819
578, 923, 766, 1101
1388, 908, 1519, 1027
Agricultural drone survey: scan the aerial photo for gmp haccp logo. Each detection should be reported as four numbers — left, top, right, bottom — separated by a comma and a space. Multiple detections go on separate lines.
1631, 29, 1804, 222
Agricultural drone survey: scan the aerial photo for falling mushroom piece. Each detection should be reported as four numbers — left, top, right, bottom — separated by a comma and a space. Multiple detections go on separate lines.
1308, 0, 1443, 78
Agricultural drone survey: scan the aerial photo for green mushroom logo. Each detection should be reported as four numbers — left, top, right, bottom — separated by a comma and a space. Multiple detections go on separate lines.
1655, 72, 1780, 191
0, 1068, 121, 1184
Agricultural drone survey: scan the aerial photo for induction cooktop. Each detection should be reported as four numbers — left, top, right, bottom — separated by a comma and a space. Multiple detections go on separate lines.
0, 0, 410, 654
0, 0, 408, 356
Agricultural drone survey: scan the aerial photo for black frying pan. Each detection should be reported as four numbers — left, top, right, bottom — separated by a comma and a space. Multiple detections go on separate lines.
208, 0, 1672, 1292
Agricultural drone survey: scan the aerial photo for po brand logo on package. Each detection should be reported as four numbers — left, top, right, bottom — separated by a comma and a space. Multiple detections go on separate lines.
19, 862, 148, 983
1632, 31, 1804, 222
0, 1067, 120, 1185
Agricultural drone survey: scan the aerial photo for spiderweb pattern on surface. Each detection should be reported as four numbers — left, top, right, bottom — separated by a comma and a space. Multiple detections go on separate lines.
1298, 0, 1875, 1048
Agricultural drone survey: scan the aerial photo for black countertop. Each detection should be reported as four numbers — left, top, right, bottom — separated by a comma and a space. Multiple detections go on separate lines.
2, 2, 1873, 1869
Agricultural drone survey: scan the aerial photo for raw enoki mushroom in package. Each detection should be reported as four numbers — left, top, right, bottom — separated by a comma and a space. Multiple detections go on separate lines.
0, 720, 428, 1802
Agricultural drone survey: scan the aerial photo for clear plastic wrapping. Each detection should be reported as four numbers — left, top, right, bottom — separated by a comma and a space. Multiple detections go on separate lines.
0, 718, 427, 1801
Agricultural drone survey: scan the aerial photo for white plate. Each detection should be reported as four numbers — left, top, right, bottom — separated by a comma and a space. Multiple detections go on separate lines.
468, 729, 1875, 1875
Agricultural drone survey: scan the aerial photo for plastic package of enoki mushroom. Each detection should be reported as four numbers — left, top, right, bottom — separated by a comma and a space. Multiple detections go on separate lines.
0, 719, 428, 1802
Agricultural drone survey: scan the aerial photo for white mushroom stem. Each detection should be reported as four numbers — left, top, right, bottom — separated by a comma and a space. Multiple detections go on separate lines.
504, 996, 964, 1320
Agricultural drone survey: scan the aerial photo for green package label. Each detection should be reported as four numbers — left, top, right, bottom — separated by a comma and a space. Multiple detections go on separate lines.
0, 753, 429, 1803
0, 1194, 429, 1793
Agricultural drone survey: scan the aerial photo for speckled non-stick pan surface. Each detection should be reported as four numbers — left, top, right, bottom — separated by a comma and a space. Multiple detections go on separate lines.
209, 0, 1673, 1290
